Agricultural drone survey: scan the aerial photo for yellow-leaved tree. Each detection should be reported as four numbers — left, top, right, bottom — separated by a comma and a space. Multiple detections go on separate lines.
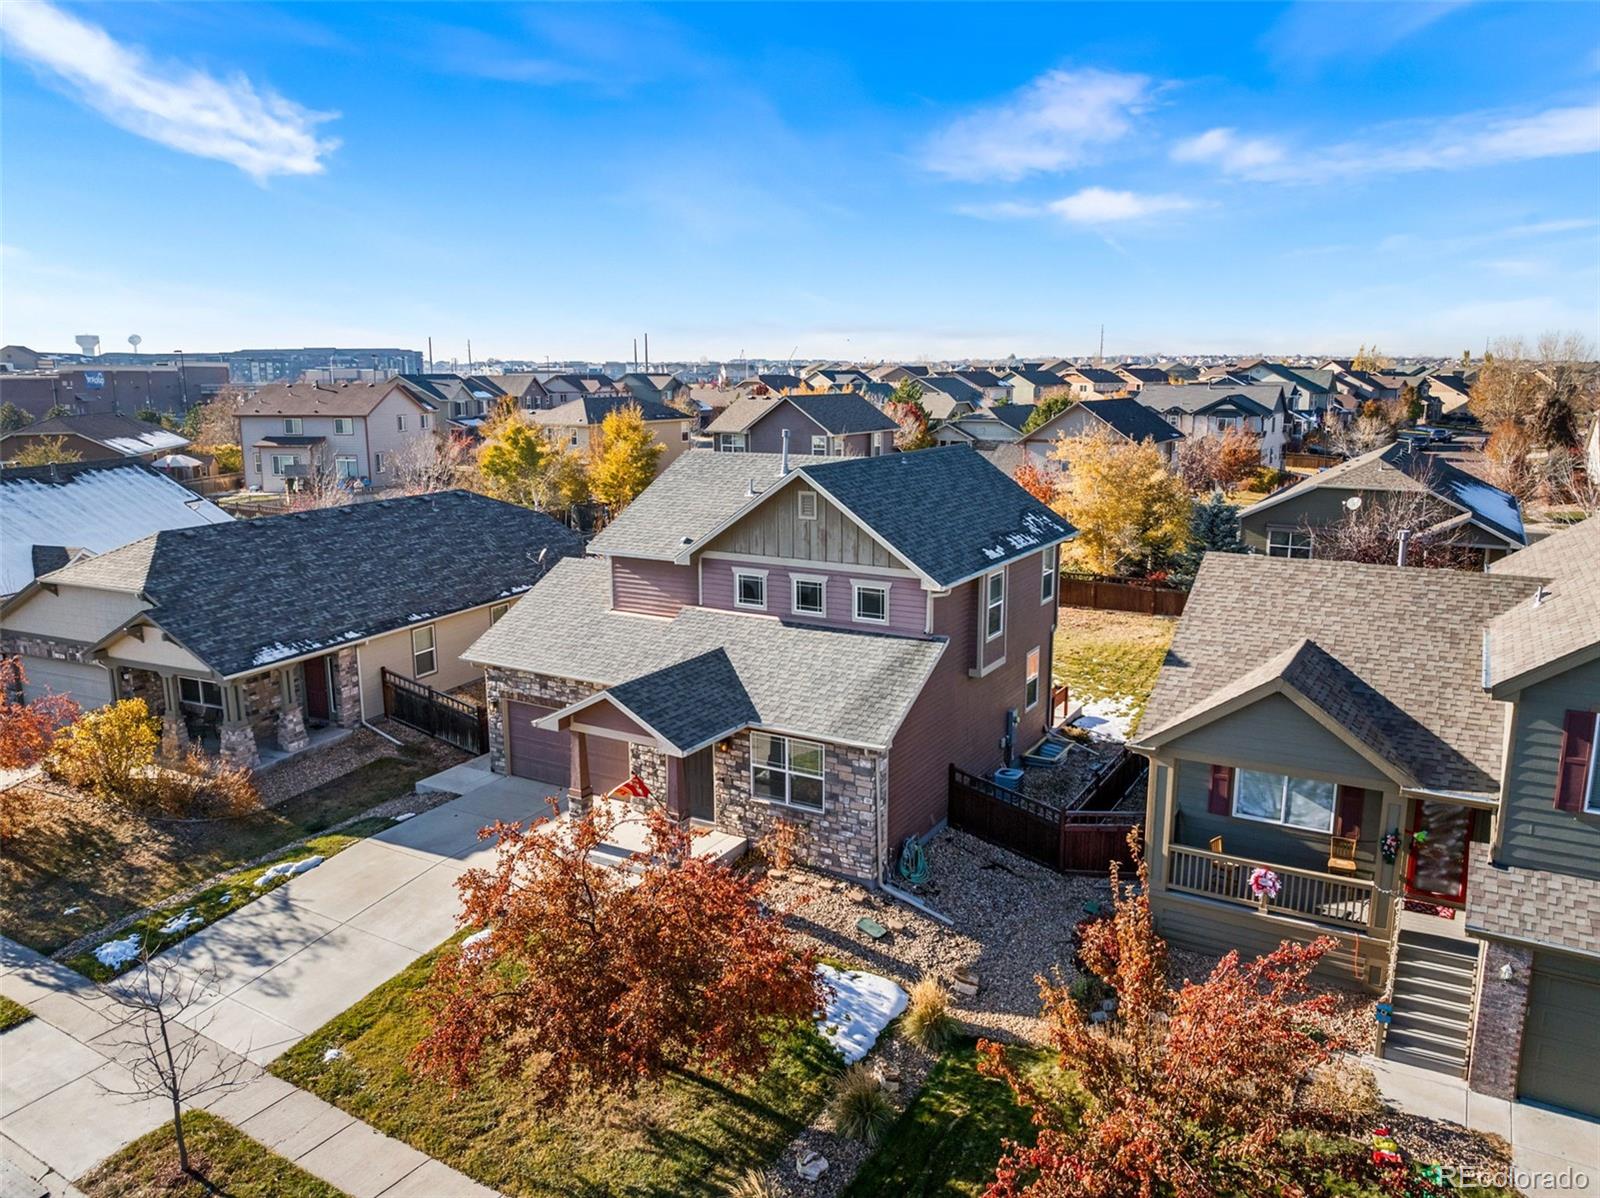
588, 403, 664, 511
476, 415, 590, 510
1049, 430, 1192, 577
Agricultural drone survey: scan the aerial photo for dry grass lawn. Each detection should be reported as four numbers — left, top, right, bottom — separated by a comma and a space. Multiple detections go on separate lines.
78, 1111, 344, 1198
1052, 608, 1176, 734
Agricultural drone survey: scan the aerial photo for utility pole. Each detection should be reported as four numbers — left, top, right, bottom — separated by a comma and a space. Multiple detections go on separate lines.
1098, 325, 1105, 365
633, 338, 638, 371
427, 336, 433, 373
644, 333, 650, 372
467, 340, 473, 374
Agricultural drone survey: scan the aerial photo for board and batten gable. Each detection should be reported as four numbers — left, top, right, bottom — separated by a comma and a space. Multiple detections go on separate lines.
887, 549, 1057, 848
1497, 655, 1600, 880
698, 558, 925, 637
702, 480, 907, 569
610, 558, 698, 617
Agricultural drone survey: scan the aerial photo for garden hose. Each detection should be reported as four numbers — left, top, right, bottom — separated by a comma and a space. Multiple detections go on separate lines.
898, 837, 931, 885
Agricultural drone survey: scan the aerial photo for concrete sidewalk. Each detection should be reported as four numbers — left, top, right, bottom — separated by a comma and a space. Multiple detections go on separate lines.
1366, 1055, 1598, 1197
0, 938, 498, 1196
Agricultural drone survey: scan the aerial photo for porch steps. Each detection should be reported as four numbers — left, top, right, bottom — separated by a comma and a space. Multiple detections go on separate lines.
1383, 931, 1479, 1079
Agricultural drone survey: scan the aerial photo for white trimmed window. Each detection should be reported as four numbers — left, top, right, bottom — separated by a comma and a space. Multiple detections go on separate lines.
333, 417, 354, 436
396, 414, 407, 431
734, 569, 767, 610
373, 451, 386, 474
178, 676, 222, 711
797, 490, 817, 520
792, 575, 826, 616
270, 454, 298, 476
810, 434, 828, 455
335, 454, 358, 480
490, 602, 510, 624
985, 570, 1005, 641
1025, 647, 1041, 710
1267, 529, 1313, 559
1232, 768, 1336, 832
751, 732, 824, 811
411, 625, 437, 677
283, 417, 302, 435
420, 414, 430, 430
853, 581, 888, 624
718, 433, 748, 453
1041, 545, 1057, 604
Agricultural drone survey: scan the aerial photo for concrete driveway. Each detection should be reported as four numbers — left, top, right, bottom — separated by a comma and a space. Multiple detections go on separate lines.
156, 775, 560, 1064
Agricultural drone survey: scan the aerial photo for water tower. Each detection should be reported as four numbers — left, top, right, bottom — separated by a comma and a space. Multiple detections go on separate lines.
128, 334, 142, 355
74, 334, 100, 357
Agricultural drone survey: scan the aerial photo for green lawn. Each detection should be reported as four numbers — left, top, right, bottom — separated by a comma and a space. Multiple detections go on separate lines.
77, 1110, 346, 1198
3, 747, 438, 956
271, 942, 840, 1196
0, 995, 33, 1031
66, 817, 394, 982
1052, 608, 1176, 733
844, 1040, 1058, 1198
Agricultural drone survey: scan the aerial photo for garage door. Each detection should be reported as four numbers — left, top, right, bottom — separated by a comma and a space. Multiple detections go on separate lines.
1519, 952, 1600, 1117
505, 700, 631, 792
19, 657, 113, 709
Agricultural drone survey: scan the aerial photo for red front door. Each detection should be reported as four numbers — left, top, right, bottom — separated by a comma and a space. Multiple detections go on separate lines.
303, 656, 330, 721
1404, 800, 1474, 903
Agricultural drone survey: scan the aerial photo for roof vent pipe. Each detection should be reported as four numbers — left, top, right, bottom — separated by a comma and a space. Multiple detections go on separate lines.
1396, 528, 1412, 567
780, 428, 791, 475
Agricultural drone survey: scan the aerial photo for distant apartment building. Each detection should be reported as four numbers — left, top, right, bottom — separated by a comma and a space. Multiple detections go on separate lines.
0, 364, 230, 419
3, 346, 424, 386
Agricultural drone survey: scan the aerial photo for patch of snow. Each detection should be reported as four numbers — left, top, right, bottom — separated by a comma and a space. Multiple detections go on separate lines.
215, 893, 232, 904
392, 812, 416, 822
461, 928, 494, 959
62, 905, 81, 916
1072, 696, 1136, 742
158, 908, 203, 935
322, 1047, 344, 1062
94, 934, 142, 968
815, 964, 907, 1064
255, 855, 324, 886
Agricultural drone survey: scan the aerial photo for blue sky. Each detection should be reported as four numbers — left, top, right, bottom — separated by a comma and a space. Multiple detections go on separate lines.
3, 1, 1598, 361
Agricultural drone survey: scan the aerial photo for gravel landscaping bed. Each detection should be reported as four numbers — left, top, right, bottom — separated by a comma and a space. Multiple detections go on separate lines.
1168, 945, 1379, 1055
255, 720, 463, 806
1019, 738, 1123, 811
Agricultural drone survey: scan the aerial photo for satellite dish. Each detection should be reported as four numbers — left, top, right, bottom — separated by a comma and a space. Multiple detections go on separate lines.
128, 334, 142, 352
1344, 496, 1363, 511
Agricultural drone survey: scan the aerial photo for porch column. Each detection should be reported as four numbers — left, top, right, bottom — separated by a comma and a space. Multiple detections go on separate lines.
276, 667, 310, 754
1467, 940, 1533, 1100
333, 648, 361, 729
158, 673, 188, 758
218, 682, 259, 769
665, 753, 687, 821
568, 730, 593, 814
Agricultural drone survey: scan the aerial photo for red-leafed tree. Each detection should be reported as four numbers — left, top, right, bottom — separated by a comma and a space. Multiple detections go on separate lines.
885, 379, 937, 451
0, 657, 80, 769
1013, 460, 1060, 505
410, 802, 820, 1099
979, 833, 1347, 1198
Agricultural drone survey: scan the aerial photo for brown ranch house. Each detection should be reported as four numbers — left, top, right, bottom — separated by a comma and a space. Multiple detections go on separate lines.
0, 493, 583, 766
1131, 516, 1600, 1119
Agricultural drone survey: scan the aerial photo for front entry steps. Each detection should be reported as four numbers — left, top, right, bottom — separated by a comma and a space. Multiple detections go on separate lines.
1383, 930, 1479, 1078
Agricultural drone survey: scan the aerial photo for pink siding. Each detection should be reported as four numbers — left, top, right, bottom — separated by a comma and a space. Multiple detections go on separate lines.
611, 558, 698, 616
699, 558, 926, 637
887, 551, 1057, 848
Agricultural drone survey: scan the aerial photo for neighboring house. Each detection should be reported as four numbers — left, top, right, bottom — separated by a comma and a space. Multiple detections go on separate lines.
0, 459, 231, 608
1136, 382, 1288, 467
919, 374, 985, 419
1237, 442, 1526, 565
0, 492, 584, 763
734, 373, 804, 397
617, 372, 689, 408
1002, 368, 1072, 405
537, 373, 627, 406
0, 414, 190, 464
397, 373, 506, 433
532, 394, 695, 467
706, 394, 897, 456
1156, 361, 1201, 383
1058, 367, 1127, 398
1131, 517, 1600, 1117
870, 364, 930, 383
1019, 398, 1185, 466
934, 403, 1034, 448
490, 372, 552, 410
1113, 365, 1169, 392
464, 446, 1074, 880
946, 369, 1012, 403
1424, 373, 1475, 417
803, 367, 874, 392
235, 380, 441, 493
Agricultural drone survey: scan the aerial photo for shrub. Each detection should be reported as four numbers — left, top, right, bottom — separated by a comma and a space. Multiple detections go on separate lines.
140, 747, 261, 817
209, 444, 243, 474
0, 658, 80, 768
47, 699, 159, 800
829, 1063, 896, 1146
727, 1169, 782, 1198
1250, 466, 1293, 492
759, 818, 804, 872
903, 979, 959, 1051
1302, 1058, 1383, 1135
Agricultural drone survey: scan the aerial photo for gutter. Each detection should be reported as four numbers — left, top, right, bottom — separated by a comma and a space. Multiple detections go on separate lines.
354, 642, 403, 745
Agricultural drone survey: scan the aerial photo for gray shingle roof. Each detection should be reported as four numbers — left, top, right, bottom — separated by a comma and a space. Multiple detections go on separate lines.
1136, 383, 1283, 417
604, 649, 759, 751
236, 380, 433, 417
800, 445, 1074, 587
466, 558, 945, 749
1484, 515, 1600, 690
1137, 554, 1537, 794
534, 394, 684, 425
787, 394, 898, 434
1065, 367, 1125, 386
985, 404, 1035, 432
42, 491, 585, 677
1073, 398, 1185, 445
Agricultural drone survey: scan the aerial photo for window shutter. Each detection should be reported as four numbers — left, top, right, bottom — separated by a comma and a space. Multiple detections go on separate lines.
1334, 786, 1365, 838
1207, 765, 1233, 815
1554, 710, 1596, 812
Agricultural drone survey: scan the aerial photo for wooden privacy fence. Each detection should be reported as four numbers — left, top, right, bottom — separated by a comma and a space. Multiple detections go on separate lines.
1284, 451, 1343, 471
182, 472, 244, 496
948, 765, 1143, 875
381, 667, 488, 754
1059, 573, 1187, 617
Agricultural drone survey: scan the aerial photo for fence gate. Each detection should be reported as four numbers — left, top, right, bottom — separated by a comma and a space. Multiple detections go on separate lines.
381, 668, 488, 754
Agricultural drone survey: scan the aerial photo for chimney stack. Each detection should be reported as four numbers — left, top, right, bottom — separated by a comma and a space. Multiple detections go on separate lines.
780, 428, 791, 475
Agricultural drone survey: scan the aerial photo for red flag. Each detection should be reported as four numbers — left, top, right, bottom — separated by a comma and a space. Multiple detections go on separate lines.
611, 774, 651, 800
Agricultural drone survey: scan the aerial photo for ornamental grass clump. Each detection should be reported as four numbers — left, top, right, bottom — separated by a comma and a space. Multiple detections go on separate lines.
829, 1063, 896, 1146
903, 978, 960, 1051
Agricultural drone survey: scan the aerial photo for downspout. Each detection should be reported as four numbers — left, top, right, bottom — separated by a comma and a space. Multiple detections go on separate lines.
354, 643, 402, 746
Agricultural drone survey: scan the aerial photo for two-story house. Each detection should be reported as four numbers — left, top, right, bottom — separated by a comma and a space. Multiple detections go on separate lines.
532, 394, 695, 468
1130, 517, 1600, 1119
464, 445, 1074, 880
1238, 442, 1526, 565
235, 380, 441, 493
706, 394, 898, 456
1058, 367, 1128, 398
1001, 368, 1073, 406
1135, 382, 1288, 467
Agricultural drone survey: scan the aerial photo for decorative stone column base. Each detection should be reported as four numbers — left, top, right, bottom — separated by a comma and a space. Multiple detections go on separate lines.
568, 788, 593, 816
277, 705, 311, 754
1466, 940, 1532, 1100
160, 714, 189, 759
334, 649, 361, 729
219, 721, 260, 769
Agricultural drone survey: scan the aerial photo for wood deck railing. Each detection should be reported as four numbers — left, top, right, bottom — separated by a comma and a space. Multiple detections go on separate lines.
1165, 843, 1374, 931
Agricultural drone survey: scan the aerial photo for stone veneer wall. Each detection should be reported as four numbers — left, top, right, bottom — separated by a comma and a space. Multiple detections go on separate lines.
1466, 939, 1533, 1100
714, 731, 884, 880
117, 667, 166, 714
333, 648, 361, 728
483, 666, 600, 775
0, 632, 99, 670
241, 671, 288, 740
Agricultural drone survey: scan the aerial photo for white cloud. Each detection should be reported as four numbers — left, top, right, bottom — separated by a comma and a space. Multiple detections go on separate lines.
0, 1, 338, 181
921, 68, 1153, 181
1048, 188, 1195, 224
1173, 104, 1600, 183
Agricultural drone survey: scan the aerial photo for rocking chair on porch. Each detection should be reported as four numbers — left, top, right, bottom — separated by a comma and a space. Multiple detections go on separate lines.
1326, 836, 1359, 875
